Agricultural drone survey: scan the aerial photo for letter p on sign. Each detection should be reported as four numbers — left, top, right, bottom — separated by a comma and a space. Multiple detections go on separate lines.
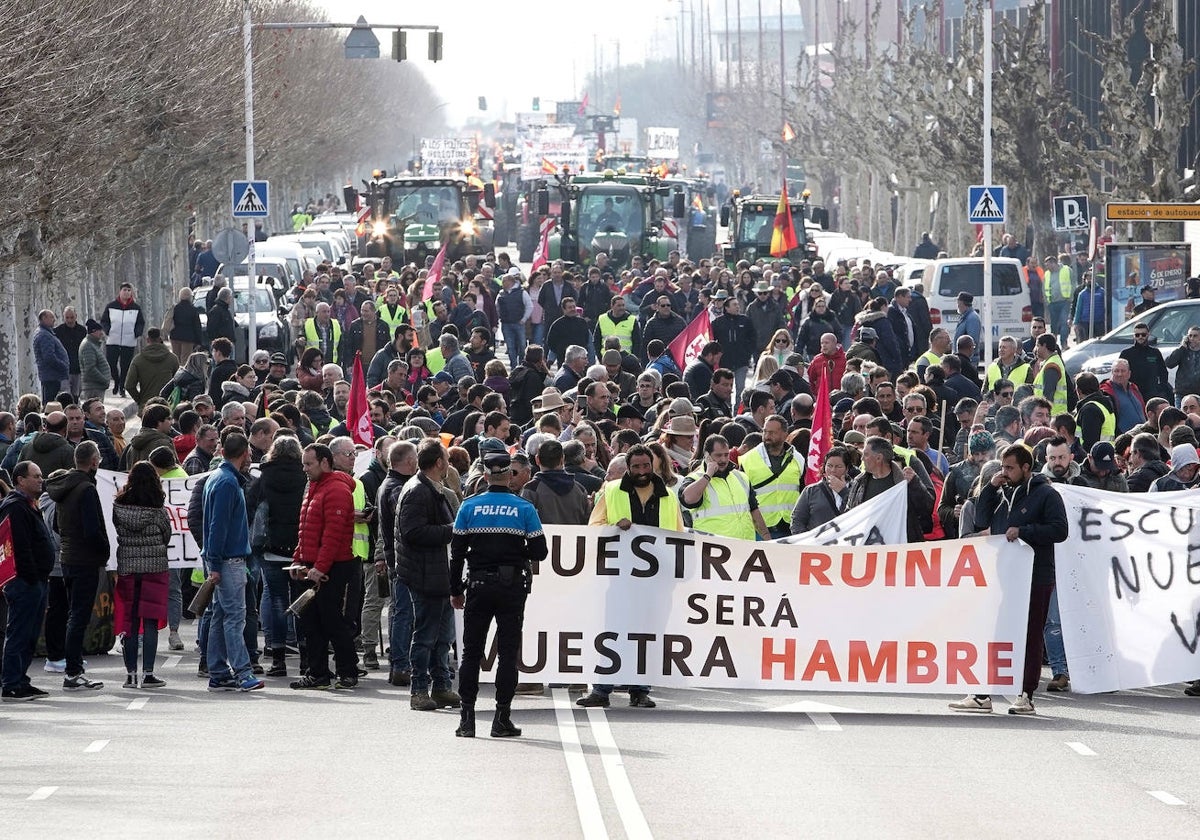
1054, 195, 1090, 232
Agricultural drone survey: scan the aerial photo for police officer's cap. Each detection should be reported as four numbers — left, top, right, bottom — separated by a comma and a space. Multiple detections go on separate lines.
484, 452, 512, 475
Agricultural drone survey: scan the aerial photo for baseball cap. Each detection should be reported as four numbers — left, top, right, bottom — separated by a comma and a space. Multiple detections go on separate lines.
1089, 441, 1117, 471
484, 452, 512, 474
843, 430, 866, 445
859, 327, 877, 341
432, 371, 455, 384
479, 437, 508, 455
833, 397, 854, 415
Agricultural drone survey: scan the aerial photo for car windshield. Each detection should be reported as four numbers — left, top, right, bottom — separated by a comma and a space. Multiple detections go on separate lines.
738, 205, 805, 245
387, 184, 464, 223
936, 263, 1023, 296
578, 189, 644, 238
230, 262, 284, 281
1110, 305, 1194, 345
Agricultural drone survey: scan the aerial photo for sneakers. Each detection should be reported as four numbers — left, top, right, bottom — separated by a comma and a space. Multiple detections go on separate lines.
290, 675, 332, 691
629, 691, 657, 708
948, 695, 993, 713
168, 631, 184, 651
141, 675, 166, 690
431, 688, 461, 709
250, 662, 265, 676
514, 683, 545, 696
1008, 692, 1036, 715
123, 674, 138, 690
197, 662, 209, 679
332, 676, 359, 690
63, 674, 104, 692
44, 659, 66, 673
388, 669, 411, 687
362, 648, 380, 670
2, 685, 46, 702
237, 675, 266, 692
207, 677, 239, 692
410, 691, 437, 711
1046, 674, 1070, 692
576, 692, 610, 708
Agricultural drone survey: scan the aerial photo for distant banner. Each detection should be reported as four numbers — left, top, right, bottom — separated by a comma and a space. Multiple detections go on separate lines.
96, 469, 205, 570
646, 126, 680, 160
520, 125, 587, 180
779, 482, 908, 546
473, 529, 1033, 692
1056, 484, 1200, 693
1105, 242, 1189, 328
420, 137, 476, 177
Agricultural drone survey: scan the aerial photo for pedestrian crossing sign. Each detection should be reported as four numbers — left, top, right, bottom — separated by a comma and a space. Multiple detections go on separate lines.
232, 180, 270, 218
968, 185, 1006, 225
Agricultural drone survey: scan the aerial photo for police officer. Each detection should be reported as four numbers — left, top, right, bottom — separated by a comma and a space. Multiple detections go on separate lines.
450, 452, 548, 738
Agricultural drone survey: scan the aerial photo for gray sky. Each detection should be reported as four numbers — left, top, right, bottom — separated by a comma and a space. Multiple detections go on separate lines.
314, 0, 678, 124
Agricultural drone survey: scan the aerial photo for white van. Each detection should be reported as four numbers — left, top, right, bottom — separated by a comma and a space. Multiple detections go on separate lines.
908, 257, 1031, 349
256, 239, 309, 286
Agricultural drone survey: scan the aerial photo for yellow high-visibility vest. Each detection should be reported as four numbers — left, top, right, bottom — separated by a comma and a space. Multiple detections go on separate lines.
686, 468, 755, 540
738, 444, 801, 529
603, 482, 681, 530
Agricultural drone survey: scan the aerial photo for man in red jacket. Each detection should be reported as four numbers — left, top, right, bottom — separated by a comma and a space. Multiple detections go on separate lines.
807, 332, 846, 392
290, 443, 361, 690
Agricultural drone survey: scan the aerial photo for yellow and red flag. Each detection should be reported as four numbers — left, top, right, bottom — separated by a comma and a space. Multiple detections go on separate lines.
782, 122, 796, 143
769, 182, 799, 257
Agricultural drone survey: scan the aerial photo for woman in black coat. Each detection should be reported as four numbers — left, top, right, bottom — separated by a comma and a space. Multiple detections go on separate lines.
245, 434, 308, 677
166, 287, 205, 361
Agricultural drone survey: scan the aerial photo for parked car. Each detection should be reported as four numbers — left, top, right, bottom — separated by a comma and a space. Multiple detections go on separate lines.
1064, 298, 1200, 386
193, 280, 292, 351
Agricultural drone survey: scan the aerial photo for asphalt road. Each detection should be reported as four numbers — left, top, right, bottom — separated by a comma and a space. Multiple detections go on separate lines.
1, 619, 1196, 838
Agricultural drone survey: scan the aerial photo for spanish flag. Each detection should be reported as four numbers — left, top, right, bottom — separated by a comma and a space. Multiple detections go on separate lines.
541, 157, 558, 175
769, 181, 799, 257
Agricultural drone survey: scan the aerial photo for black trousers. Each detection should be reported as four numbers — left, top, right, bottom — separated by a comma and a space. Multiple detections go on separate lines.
300, 561, 361, 681
458, 579, 527, 708
106, 345, 135, 392
43, 576, 68, 661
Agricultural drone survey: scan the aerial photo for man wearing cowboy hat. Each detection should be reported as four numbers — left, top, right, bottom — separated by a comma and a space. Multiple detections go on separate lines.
747, 279, 785, 353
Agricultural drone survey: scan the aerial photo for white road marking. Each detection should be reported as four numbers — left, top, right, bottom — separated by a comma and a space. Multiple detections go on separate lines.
163, 656, 182, 668
552, 688, 608, 840
805, 712, 842, 732
585, 708, 654, 840
766, 699, 861, 714
126, 697, 148, 711
84, 739, 110, 753
1065, 741, 1096, 756
27, 786, 58, 801
1148, 790, 1185, 806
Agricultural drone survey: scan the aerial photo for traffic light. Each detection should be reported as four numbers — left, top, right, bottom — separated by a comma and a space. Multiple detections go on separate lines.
532, 97, 540, 111
478, 96, 487, 111
392, 30, 407, 61
428, 31, 443, 61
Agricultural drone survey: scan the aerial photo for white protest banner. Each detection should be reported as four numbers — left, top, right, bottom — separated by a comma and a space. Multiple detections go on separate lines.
778, 481, 908, 546
420, 137, 476, 176
646, 126, 680, 160
473, 529, 1032, 692
520, 125, 588, 180
96, 469, 206, 570
1055, 484, 1200, 693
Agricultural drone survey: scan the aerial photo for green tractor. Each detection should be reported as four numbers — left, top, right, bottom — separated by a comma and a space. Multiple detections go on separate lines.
354, 174, 495, 267
719, 192, 829, 264
544, 170, 681, 271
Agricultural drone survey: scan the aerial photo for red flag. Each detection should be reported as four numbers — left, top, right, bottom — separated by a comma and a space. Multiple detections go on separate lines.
0, 515, 16, 589
578, 93, 589, 115
804, 366, 832, 485
530, 218, 553, 274
769, 181, 799, 257
347, 352, 374, 447
667, 308, 713, 370
421, 239, 449, 300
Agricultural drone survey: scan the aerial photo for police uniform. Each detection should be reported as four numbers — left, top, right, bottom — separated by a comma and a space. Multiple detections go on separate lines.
450, 453, 548, 738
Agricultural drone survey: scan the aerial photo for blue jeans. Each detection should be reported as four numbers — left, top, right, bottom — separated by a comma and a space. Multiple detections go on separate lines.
1043, 588, 1067, 677
168, 569, 182, 630
206, 558, 251, 681
389, 574, 413, 672
530, 321, 545, 350
409, 592, 454, 693
501, 322, 526, 368
259, 560, 295, 649
2, 578, 48, 690
1047, 300, 1070, 347
593, 683, 650, 696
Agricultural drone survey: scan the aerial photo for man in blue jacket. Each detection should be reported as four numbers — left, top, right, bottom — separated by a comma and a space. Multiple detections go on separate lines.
33, 310, 70, 403
950, 444, 1068, 717
202, 433, 263, 693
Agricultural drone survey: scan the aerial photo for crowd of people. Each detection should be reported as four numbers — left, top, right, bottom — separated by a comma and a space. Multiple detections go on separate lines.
5, 235, 1200, 728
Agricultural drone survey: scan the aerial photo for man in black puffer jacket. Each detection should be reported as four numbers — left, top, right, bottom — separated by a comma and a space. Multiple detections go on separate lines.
395, 439, 457, 712
44, 441, 109, 692
375, 440, 418, 686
